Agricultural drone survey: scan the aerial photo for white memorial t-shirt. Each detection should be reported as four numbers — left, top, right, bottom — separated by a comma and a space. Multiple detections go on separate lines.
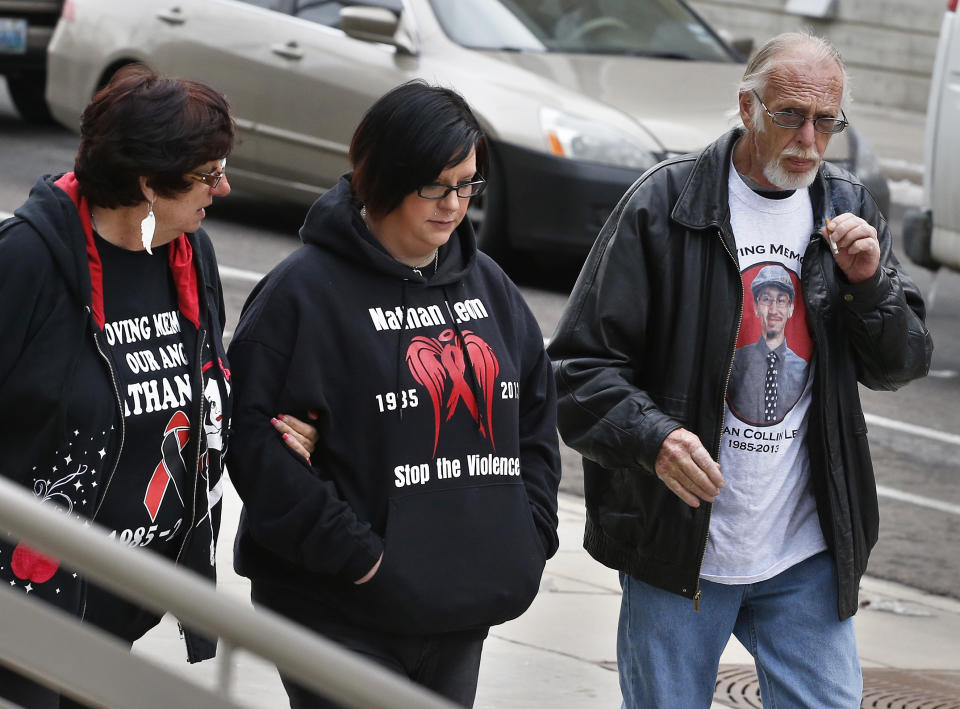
700, 163, 827, 584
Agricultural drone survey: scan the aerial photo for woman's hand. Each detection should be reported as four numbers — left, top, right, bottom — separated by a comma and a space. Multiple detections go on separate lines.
353, 553, 383, 585
271, 412, 319, 464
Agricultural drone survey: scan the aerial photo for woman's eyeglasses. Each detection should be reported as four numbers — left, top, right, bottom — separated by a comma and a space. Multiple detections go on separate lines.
417, 177, 487, 200
187, 158, 227, 189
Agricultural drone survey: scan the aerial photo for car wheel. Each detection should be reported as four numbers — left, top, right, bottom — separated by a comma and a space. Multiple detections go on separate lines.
467, 148, 508, 260
6, 72, 54, 124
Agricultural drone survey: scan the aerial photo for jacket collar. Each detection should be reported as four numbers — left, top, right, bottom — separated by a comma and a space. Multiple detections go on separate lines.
53, 173, 201, 330
671, 127, 829, 233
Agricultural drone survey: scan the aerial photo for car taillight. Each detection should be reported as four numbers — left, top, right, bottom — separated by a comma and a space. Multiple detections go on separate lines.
61, 0, 76, 21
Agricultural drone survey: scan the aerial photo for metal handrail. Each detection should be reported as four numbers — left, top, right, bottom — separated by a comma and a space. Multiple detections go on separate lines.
0, 584, 244, 708
0, 475, 455, 709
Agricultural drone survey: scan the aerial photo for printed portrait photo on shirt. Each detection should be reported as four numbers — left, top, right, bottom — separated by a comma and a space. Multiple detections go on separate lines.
727, 263, 812, 426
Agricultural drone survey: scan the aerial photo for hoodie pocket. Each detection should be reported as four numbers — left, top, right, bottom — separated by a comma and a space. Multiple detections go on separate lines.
347, 482, 545, 635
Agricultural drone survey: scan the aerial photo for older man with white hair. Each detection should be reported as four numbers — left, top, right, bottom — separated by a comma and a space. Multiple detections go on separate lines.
549, 32, 933, 708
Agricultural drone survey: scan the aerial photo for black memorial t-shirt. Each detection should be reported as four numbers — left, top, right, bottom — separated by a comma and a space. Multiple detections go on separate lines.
94, 234, 191, 557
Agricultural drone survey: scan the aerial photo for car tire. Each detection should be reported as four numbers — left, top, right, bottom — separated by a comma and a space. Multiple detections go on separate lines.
6, 72, 55, 124
468, 147, 509, 261
903, 208, 940, 271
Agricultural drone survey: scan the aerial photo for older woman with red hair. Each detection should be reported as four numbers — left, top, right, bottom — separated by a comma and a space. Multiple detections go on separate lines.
0, 64, 315, 708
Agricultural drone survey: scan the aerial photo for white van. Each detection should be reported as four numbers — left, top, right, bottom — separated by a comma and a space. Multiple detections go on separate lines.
904, 0, 960, 271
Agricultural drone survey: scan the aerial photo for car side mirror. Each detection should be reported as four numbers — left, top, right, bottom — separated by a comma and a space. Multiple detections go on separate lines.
340, 6, 417, 55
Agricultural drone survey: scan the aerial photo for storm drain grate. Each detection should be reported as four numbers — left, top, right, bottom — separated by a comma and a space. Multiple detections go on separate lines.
714, 665, 763, 708
714, 665, 960, 708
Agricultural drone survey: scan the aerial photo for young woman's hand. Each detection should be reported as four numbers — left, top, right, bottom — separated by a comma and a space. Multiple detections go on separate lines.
271, 412, 319, 464
354, 553, 383, 584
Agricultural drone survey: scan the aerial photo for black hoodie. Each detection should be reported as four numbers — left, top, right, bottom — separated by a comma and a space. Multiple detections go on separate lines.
0, 174, 231, 662
227, 176, 561, 635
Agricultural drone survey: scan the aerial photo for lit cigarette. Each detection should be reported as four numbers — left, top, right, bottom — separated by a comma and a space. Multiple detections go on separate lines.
826, 218, 839, 255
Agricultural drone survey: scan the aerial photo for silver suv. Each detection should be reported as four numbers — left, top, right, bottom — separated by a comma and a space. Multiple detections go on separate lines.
904, 0, 960, 273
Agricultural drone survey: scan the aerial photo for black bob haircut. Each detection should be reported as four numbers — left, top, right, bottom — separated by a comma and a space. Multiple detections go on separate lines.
349, 80, 488, 218
74, 63, 235, 209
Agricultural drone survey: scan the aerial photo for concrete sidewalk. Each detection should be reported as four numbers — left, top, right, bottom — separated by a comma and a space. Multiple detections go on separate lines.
132, 487, 960, 708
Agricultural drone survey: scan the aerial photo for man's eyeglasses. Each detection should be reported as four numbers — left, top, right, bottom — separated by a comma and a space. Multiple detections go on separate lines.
187, 159, 227, 189
757, 294, 792, 307
417, 178, 486, 200
752, 91, 848, 135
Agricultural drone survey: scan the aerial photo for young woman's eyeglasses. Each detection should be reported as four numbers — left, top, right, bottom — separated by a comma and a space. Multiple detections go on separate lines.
752, 91, 848, 135
417, 178, 487, 200
187, 159, 227, 189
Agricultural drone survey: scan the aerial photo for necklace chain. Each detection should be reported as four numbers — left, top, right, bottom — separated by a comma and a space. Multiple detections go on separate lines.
361, 204, 440, 275
411, 249, 440, 276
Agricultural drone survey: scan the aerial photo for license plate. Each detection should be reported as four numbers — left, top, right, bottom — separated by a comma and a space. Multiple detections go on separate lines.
0, 18, 28, 55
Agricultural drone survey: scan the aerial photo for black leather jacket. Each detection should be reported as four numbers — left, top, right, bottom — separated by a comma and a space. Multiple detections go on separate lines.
549, 129, 933, 620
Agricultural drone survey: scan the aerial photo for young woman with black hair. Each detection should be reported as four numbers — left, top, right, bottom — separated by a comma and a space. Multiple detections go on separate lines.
0, 64, 316, 708
226, 81, 562, 707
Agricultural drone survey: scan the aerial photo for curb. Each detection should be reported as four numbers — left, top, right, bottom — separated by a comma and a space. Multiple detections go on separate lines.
860, 574, 960, 615
880, 158, 924, 185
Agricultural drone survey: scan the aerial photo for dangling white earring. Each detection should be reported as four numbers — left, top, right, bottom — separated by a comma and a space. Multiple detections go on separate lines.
140, 201, 156, 254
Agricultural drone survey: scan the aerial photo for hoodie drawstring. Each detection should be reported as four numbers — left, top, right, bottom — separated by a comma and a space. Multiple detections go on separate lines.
396, 280, 409, 421
55, 307, 90, 445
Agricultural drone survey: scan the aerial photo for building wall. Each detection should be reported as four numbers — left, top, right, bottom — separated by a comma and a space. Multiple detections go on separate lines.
688, 0, 945, 110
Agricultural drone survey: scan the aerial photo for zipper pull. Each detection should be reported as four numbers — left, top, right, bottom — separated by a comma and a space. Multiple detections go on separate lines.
694, 589, 702, 612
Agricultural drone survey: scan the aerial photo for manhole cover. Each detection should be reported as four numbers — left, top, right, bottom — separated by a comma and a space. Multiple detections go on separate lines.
714, 665, 960, 708
714, 666, 763, 708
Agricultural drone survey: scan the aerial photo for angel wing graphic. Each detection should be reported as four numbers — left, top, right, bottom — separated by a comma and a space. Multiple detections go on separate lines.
407, 335, 446, 455
462, 330, 500, 450
406, 329, 499, 456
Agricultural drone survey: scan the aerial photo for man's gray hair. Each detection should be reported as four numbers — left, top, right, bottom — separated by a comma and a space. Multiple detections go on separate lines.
739, 32, 851, 132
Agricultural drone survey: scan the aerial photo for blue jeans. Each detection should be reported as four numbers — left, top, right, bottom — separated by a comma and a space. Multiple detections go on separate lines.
618, 551, 861, 708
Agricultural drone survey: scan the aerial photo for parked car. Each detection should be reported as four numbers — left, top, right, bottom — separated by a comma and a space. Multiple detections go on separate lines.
904, 0, 959, 273
0, 0, 62, 121
45, 0, 889, 256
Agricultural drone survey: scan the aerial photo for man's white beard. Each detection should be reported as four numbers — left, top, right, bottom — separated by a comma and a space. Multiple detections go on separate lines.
763, 145, 821, 190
